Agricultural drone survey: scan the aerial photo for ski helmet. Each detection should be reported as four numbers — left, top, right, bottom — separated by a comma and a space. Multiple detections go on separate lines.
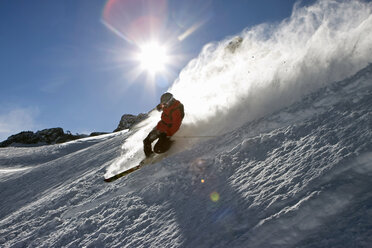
160, 92, 173, 104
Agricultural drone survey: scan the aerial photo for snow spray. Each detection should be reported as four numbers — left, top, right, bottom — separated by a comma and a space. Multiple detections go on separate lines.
106, 0, 372, 176
170, 0, 372, 137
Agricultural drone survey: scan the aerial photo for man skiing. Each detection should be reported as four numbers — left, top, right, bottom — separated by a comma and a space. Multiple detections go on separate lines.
143, 92, 184, 157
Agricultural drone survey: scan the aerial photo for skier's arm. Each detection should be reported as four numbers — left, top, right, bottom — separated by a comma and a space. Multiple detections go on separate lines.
169, 109, 183, 136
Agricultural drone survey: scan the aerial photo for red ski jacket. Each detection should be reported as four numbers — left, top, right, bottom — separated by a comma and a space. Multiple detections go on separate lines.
156, 100, 184, 136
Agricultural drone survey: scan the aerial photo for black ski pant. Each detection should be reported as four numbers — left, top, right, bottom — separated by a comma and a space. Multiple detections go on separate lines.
143, 129, 172, 157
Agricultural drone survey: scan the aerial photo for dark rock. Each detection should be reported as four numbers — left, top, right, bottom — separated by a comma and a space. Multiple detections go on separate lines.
114, 113, 148, 132
0, 131, 39, 147
0, 112, 149, 147
0, 128, 87, 147
35, 128, 65, 144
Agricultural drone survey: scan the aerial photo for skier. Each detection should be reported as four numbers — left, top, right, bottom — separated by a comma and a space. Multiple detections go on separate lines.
143, 92, 184, 157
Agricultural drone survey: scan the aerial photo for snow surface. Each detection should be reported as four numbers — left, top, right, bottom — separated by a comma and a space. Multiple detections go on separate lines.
1, 63, 371, 247
1, 1, 372, 247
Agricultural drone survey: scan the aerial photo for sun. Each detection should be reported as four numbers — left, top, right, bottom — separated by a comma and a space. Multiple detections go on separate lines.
136, 41, 169, 74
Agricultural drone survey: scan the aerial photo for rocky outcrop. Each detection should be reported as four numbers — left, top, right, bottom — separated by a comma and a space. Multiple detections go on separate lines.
114, 113, 148, 132
0, 113, 148, 147
0, 128, 88, 147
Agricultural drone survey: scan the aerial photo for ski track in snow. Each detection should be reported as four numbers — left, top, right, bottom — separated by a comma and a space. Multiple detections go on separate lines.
0, 63, 371, 247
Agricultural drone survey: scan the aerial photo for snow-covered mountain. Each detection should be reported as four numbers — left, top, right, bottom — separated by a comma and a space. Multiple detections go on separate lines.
1, 1, 372, 247
0, 63, 371, 247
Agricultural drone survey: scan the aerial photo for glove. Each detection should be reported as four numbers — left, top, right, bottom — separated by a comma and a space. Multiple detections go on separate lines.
156, 104, 163, 111
149, 129, 161, 140
158, 132, 167, 139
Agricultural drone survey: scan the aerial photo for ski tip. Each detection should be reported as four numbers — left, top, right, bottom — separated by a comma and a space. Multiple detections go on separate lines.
104, 175, 118, 182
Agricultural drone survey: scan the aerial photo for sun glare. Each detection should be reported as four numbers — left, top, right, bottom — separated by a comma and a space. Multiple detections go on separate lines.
137, 42, 169, 74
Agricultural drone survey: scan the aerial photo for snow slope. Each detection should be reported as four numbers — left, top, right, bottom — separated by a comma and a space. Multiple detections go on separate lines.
1, 63, 371, 247
1, 1, 372, 247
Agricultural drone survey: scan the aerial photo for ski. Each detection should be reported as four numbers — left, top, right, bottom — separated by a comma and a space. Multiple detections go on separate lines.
103, 153, 167, 183
104, 164, 143, 182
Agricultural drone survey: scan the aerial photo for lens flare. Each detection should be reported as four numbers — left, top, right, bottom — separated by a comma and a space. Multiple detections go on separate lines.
210, 192, 220, 202
102, 0, 168, 44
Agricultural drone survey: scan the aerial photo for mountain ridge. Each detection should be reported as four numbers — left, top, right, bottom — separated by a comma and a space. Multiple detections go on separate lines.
0, 113, 147, 147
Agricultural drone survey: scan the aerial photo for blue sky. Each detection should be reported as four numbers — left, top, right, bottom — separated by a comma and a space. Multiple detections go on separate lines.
0, 0, 315, 141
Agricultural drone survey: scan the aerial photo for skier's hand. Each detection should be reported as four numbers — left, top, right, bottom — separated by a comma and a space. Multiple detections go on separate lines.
159, 132, 167, 139
149, 129, 160, 140
156, 104, 163, 111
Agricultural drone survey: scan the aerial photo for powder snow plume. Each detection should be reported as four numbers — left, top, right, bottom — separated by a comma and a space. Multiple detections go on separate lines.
105, 112, 160, 177
106, 0, 372, 177
171, 0, 372, 136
